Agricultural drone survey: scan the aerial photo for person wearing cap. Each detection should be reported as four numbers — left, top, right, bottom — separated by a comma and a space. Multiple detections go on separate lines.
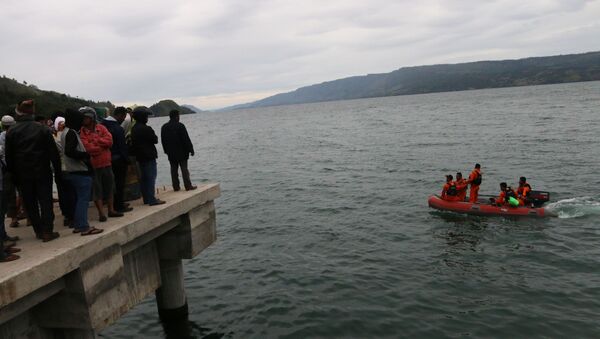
161, 109, 197, 191
101, 106, 132, 213
79, 107, 123, 221
131, 107, 165, 206
0, 115, 21, 261
5, 100, 62, 242
0, 116, 21, 230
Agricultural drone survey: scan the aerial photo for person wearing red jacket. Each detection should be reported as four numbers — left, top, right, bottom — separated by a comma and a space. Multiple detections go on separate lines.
79, 107, 123, 221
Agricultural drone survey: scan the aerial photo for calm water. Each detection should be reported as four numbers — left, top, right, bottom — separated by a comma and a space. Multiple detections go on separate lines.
102, 82, 600, 338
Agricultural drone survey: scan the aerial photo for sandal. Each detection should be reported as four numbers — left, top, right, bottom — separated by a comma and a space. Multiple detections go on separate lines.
81, 227, 103, 236
0, 254, 20, 262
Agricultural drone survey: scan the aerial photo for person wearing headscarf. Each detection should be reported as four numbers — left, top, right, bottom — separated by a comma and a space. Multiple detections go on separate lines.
51, 115, 74, 227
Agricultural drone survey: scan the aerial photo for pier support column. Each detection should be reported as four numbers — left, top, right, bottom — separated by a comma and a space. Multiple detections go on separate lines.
155, 259, 188, 322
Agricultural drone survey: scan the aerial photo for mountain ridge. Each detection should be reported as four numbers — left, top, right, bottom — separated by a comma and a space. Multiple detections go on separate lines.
0, 76, 195, 117
226, 51, 600, 110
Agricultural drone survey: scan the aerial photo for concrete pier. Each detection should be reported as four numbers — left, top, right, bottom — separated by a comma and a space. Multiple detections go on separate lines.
0, 183, 220, 338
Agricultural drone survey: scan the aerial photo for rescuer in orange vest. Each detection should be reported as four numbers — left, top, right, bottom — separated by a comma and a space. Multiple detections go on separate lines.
441, 175, 461, 201
467, 163, 482, 203
493, 182, 518, 206
455, 172, 468, 202
516, 176, 532, 206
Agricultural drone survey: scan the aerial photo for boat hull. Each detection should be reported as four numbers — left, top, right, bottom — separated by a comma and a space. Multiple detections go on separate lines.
428, 195, 548, 217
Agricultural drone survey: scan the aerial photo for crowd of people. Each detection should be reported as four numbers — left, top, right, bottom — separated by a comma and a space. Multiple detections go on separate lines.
441, 163, 533, 207
1, 100, 197, 262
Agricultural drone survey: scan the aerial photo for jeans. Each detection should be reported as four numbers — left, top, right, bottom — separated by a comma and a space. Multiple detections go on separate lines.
138, 160, 158, 204
64, 173, 93, 231
18, 174, 55, 236
0, 191, 6, 240
169, 159, 192, 190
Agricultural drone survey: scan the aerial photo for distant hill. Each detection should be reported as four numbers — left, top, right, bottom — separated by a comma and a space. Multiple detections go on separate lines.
0, 76, 113, 116
181, 104, 203, 113
149, 99, 196, 117
228, 51, 600, 109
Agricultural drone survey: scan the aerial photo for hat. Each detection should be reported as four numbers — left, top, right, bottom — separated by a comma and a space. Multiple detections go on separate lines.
15, 100, 35, 115
1, 115, 15, 126
79, 106, 96, 119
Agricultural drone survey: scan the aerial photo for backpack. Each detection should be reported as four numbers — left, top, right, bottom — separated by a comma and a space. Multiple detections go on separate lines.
447, 183, 458, 196
472, 171, 482, 186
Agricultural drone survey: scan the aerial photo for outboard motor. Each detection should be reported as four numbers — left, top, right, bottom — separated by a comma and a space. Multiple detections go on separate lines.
528, 191, 550, 208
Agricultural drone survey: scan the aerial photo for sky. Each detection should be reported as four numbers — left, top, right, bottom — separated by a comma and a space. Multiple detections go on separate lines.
1, 0, 599, 109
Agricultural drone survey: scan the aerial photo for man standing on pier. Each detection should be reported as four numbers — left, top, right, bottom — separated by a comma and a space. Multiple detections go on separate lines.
160, 110, 196, 191
131, 107, 166, 205
102, 107, 132, 213
5, 100, 62, 242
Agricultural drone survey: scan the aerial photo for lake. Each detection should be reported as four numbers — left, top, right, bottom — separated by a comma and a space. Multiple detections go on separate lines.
101, 81, 600, 338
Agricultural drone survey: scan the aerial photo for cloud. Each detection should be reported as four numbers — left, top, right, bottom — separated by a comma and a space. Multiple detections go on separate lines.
0, 0, 599, 109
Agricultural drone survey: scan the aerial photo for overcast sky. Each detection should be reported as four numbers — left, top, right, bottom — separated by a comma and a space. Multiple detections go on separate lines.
1, 0, 599, 109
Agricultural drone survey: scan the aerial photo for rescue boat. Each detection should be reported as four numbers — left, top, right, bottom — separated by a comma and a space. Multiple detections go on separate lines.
428, 191, 552, 218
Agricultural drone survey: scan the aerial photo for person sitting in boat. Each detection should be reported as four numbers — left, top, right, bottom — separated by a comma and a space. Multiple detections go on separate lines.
441, 175, 461, 201
516, 177, 532, 206
455, 172, 468, 201
492, 182, 519, 207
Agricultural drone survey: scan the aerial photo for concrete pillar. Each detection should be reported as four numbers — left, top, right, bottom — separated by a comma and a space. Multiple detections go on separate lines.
155, 259, 188, 322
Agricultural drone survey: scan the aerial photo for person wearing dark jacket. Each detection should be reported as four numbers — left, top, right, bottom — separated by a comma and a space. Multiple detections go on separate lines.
102, 107, 132, 213
161, 110, 197, 191
5, 100, 61, 242
60, 109, 103, 236
131, 107, 165, 206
